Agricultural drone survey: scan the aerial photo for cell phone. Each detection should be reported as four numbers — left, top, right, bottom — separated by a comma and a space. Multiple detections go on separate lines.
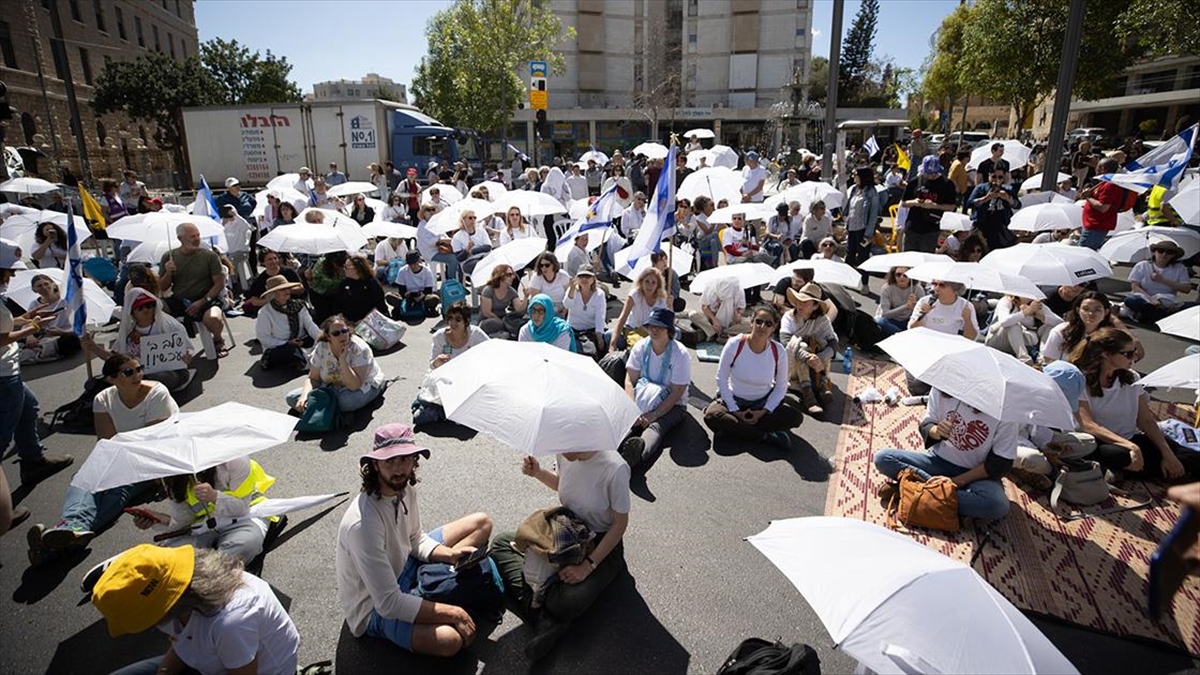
441, 344, 454, 355
452, 546, 490, 572
123, 507, 170, 523
1148, 508, 1198, 618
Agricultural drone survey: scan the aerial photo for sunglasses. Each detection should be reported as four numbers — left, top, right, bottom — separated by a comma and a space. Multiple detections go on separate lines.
753, 318, 775, 327
120, 365, 145, 377
539, 263, 553, 269
135, 303, 157, 311
931, 281, 947, 287
465, 216, 476, 221
328, 328, 350, 337
821, 243, 835, 248
895, 272, 908, 278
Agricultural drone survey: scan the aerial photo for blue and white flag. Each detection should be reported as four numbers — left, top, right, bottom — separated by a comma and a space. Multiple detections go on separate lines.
626, 143, 678, 261
62, 202, 86, 337
863, 135, 880, 158
555, 182, 621, 248
194, 175, 219, 218
1097, 123, 1196, 194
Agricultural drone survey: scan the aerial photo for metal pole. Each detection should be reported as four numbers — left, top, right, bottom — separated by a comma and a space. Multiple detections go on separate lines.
1040, 0, 1086, 193
47, 0, 91, 185
821, 0, 844, 185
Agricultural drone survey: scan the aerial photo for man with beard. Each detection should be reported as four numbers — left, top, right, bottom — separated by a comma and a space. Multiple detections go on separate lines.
336, 424, 495, 657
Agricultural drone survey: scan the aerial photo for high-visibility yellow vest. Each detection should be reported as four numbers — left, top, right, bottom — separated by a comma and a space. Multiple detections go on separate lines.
184, 460, 276, 524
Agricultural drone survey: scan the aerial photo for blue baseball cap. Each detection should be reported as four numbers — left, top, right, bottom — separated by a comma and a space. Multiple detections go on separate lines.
746, 151, 760, 161
1044, 360, 1085, 413
920, 155, 942, 176
645, 307, 675, 330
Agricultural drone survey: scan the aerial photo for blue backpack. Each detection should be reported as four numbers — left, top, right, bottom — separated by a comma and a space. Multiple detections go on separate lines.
439, 279, 467, 316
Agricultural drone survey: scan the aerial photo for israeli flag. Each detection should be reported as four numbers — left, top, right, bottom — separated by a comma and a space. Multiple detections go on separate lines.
62, 202, 86, 337
625, 142, 678, 261
555, 182, 622, 248
863, 135, 880, 158
194, 175, 219, 218
1097, 123, 1196, 194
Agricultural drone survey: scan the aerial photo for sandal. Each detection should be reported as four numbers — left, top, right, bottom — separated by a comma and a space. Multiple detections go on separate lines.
213, 339, 231, 359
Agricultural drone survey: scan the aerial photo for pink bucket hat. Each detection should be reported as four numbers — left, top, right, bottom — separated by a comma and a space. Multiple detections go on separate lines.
361, 423, 430, 464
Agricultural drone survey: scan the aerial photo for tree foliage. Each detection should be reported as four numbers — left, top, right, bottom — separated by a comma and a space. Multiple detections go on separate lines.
411, 0, 574, 134
1115, 0, 1200, 58
200, 38, 302, 105
837, 0, 878, 106
920, 4, 972, 109
807, 56, 829, 106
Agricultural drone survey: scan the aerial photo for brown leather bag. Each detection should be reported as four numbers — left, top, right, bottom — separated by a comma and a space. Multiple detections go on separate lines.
887, 468, 960, 532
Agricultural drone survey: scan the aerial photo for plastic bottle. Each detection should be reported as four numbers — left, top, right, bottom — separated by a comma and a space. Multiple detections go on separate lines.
842, 347, 854, 374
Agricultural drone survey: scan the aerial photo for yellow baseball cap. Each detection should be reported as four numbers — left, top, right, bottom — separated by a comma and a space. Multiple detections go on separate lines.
91, 544, 195, 637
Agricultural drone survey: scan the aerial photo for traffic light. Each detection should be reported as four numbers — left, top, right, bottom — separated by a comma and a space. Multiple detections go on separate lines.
535, 109, 548, 138
0, 81, 13, 121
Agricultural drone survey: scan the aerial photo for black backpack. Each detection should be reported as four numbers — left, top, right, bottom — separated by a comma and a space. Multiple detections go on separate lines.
48, 375, 109, 434
717, 638, 821, 675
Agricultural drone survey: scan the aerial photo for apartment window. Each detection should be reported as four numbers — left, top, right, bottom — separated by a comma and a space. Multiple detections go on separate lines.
115, 6, 126, 40
153, 25, 161, 52
175, 0, 182, 17
52, 43, 69, 80
135, 16, 145, 47
161, 0, 168, 9
168, 33, 175, 57
79, 48, 93, 84
93, 0, 106, 31
0, 21, 17, 69
69, 0, 82, 22
688, 33, 697, 43
796, 28, 805, 36
687, 0, 698, 16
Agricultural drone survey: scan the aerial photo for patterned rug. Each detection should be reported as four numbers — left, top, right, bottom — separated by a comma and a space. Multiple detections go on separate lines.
826, 358, 1200, 656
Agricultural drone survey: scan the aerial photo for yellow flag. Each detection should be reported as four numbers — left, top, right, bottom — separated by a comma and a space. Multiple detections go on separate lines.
895, 144, 910, 171
79, 187, 106, 231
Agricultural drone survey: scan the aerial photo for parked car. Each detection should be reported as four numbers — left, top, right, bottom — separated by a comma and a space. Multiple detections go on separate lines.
1067, 127, 1107, 146
941, 132, 991, 150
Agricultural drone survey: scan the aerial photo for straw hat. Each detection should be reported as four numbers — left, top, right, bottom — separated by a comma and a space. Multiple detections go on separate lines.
787, 282, 824, 307
262, 274, 303, 299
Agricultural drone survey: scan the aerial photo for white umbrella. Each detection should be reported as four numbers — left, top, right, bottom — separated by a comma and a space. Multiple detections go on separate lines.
1016, 191, 1074, 207
632, 142, 669, 160
70, 403, 298, 494
682, 128, 715, 140
472, 180, 509, 201
579, 149, 609, 166
966, 140, 1032, 171
361, 221, 418, 240
772, 258, 863, 288
106, 212, 226, 245
858, 251, 954, 274
1020, 172, 1072, 193
0, 210, 93, 254
685, 149, 717, 170
0, 203, 40, 219
938, 211, 973, 232
1157, 305, 1200, 341
326, 181, 381, 198
689, 263, 775, 294
615, 243, 693, 281
881, 328, 1075, 428
707, 145, 739, 170
496, 191, 569, 218
427, 198, 502, 235
1113, 209, 1139, 233
906, 261, 1045, 300
251, 187, 308, 220
707, 204, 774, 225
422, 340, 640, 455
980, 243, 1112, 286
127, 240, 216, 265
1140, 353, 1200, 391
1099, 227, 1200, 264
782, 181, 845, 211
0, 177, 60, 194
1008, 202, 1085, 233
247, 492, 349, 520
678, 167, 742, 205
359, 196, 388, 221
267, 173, 310, 192
1168, 178, 1199, 225
422, 183, 463, 204
567, 196, 623, 223
256, 220, 368, 255
295, 207, 361, 230
748, 517, 1079, 675
9, 268, 116, 327
469, 237, 548, 287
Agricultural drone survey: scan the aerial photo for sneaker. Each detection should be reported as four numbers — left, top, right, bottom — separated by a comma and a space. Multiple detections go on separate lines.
900, 395, 928, 406
524, 614, 572, 661
618, 437, 646, 469
42, 526, 96, 551
27, 524, 48, 567
877, 481, 899, 508
800, 386, 823, 416
820, 386, 835, 403
19, 455, 74, 486
764, 431, 792, 451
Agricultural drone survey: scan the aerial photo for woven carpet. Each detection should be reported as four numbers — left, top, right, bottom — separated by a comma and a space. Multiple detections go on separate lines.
825, 357, 1200, 655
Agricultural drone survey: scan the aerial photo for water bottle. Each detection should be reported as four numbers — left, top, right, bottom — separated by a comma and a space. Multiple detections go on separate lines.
842, 347, 854, 374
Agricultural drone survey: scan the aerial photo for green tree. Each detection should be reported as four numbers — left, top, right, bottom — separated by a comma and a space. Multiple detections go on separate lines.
200, 38, 302, 105
411, 0, 574, 134
91, 52, 216, 181
1116, 0, 1200, 58
921, 4, 972, 128
958, 0, 1131, 134
837, 0, 879, 106
807, 56, 829, 106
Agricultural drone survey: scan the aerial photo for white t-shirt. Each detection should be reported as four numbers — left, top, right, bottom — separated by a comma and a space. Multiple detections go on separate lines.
92, 382, 179, 434
565, 288, 607, 333
529, 271, 570, 308
556, 451, 631, 533
1129, 260, 1189, 301
627, 338, 691, 410
1039, 322, 1070, 362
163, 573, 299, 675
499, 225, 533, 246
416, 220, 439, 260
395, 265, 435, 292
741, 165, 768, 202
566, 175, 589, 201
1082, 376, 1144, 440
626, 290, 667, 329
430, 325, 489, 363
374, 240, 409, 268
0, 302, 20, 378
716, 336, 789, 412
451, 227, 491, 253
925, 389, 1018, 469
909, 295, 979, 335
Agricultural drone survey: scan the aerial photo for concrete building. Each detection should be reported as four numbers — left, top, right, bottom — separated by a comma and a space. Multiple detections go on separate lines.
309, 73, 407, 104
0, 0, 199, 186
511, 0, 815, 158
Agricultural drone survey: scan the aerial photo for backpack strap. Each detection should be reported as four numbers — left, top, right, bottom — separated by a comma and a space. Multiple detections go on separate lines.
731, 335, 779, 369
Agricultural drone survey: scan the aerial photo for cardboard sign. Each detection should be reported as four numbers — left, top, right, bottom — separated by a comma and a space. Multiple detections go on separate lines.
141, 332, 188, 374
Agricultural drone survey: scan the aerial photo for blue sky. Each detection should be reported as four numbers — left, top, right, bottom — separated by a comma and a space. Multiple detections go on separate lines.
195, 0, 958, 95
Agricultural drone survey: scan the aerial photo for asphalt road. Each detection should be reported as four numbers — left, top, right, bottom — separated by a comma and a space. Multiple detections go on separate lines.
2, 271, 1198, 675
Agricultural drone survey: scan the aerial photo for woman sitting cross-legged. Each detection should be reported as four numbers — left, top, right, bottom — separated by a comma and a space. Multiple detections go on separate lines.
619, 308, 691, 472
702, 304, 803, 449
608, 267, 668, 353
1121, 241, 1195, 324
875, 266, 925, 337
780, 283, 838, 416
286, 314, 386, 415
255, 274, 319, 371
82, 288, 194, 392
429, 301, 489, 370
874, 387, 1017, 522
1071, 327, 1195, 480
335, 254, 394, 324
985, 295, 1063, 365
518, 294, 577, 352
1040, 291, 1135, 365
26, 353, 179, 567
478, 264, 528, 339
564, 264, 607, 357
686, 275, 748, 343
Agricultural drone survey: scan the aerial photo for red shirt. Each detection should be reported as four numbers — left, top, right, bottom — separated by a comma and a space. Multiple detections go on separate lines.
1082, 181, 1129, 232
